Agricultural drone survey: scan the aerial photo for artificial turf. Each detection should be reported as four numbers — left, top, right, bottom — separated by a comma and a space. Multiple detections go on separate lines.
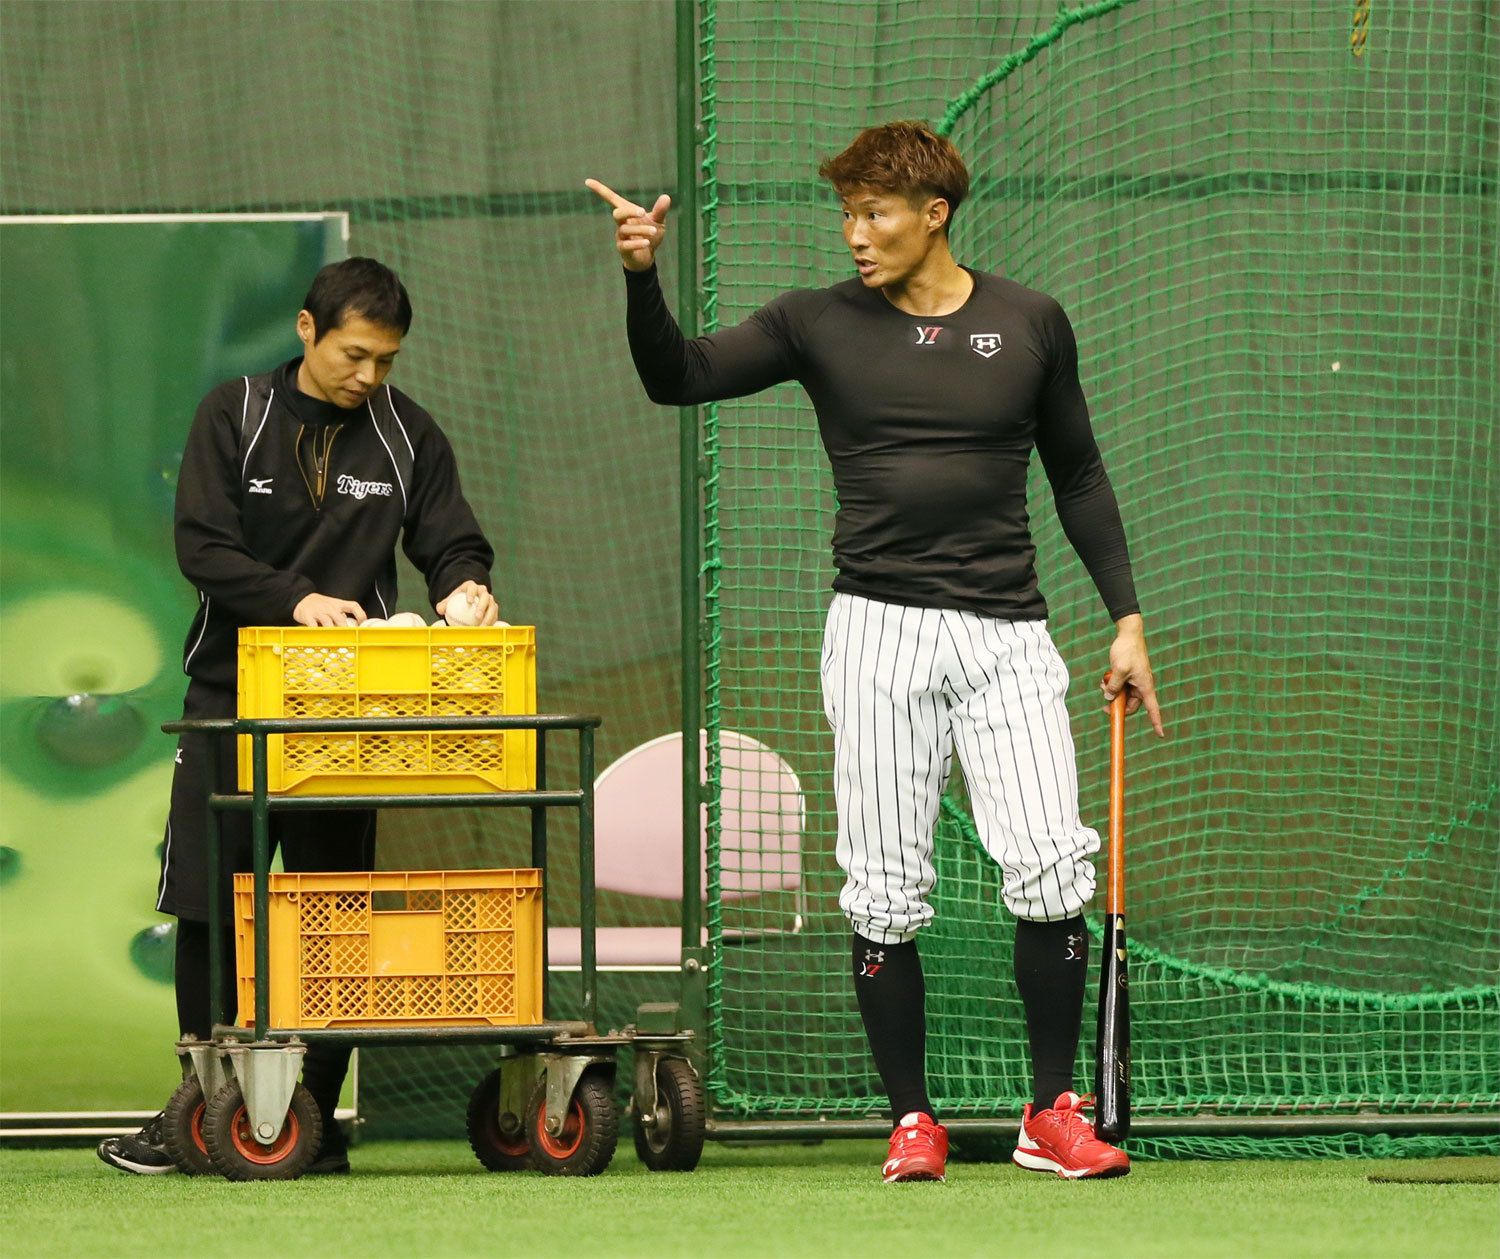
2, 1141, 1496, 1259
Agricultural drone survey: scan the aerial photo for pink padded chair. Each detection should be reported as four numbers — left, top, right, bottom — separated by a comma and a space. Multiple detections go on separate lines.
547, 730, 805, 971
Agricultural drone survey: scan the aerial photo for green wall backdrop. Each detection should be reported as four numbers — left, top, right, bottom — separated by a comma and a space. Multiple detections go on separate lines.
0, 216, 344, 1111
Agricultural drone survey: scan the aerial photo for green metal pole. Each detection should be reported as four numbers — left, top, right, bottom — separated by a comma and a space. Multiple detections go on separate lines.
204, 723, 223, 1026
579, 725, 597, 1029
205, 796, 222, 1032
675, 0, 703, 958
704, 1111, 1500, 1141
532, 731, 548, 1017
252, 731, 271, 1040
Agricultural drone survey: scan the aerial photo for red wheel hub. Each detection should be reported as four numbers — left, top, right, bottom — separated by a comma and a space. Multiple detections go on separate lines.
490, 1112, 528, 1157
229, 1105, 301, 1165
534, 1098, 585, 1159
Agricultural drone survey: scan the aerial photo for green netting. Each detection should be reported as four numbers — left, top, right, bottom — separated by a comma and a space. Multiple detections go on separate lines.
2, 0, 1494, 1157
700, 0, 1499, 1157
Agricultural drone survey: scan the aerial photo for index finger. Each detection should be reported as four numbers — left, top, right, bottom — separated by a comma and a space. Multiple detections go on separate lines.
1140, 682, 1165, 737
584, 178, 641, 214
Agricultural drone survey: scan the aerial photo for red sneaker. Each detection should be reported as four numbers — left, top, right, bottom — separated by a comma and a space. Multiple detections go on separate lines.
882, 1111, 949, 1183
1013, 1092, 1130, 1179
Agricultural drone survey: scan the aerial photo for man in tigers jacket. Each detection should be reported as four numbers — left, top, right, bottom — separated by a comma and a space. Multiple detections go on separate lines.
99, 257, 497, 1177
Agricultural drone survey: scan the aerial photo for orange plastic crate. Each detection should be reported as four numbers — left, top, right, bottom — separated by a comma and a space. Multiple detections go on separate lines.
236, 625, 536, 795
233, 869, 543, 1029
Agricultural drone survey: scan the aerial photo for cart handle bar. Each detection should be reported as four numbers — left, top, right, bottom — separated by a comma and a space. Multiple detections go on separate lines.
164, 713, 601, 736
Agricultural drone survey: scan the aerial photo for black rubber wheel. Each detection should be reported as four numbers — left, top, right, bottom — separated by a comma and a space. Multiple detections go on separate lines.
466, 1068, 532, 1172
524, 1072, 618, 1176
162, 1076, 215, 1176
633, 1057, 706, 1172
203, 1079, 321, 1181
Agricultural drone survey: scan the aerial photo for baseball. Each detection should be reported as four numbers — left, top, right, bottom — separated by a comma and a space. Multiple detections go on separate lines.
444, 591, 482, 626
386, 612, 427, 628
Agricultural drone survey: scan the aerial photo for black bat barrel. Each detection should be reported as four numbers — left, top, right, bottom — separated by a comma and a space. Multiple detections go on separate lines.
1093, 912, 1131, 1142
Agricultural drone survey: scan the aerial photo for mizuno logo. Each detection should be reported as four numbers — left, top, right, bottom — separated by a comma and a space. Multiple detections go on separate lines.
970, 333, 1002, 358
248, 477, 274, 494
337, 474, 394, 500
913, 325, 943, 346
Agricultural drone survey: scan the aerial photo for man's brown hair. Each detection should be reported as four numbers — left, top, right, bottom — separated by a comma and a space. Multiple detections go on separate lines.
818, 121, 971, 227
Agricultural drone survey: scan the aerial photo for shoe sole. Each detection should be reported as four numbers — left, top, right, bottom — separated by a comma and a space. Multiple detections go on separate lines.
96, 1147, 177, 1176
1012, 1149, 1129, 1180
884, 1171, 946, 1183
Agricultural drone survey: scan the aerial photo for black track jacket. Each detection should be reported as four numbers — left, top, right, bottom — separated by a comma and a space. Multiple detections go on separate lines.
174, 359, 494, 691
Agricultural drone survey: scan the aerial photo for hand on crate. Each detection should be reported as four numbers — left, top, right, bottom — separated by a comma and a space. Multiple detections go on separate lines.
293, 592, 368, 627
437, 580, 500, 627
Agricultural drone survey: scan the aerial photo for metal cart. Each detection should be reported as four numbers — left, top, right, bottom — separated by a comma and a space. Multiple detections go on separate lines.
158, 712, 704, 1180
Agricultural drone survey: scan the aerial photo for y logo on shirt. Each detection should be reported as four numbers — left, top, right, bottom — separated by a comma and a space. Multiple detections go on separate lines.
970, 333, 1002, 358
913, 325, 943, 347
248, 478, 274, 495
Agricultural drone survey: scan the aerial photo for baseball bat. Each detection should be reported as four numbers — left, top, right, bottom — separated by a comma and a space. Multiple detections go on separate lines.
1093, 681, 1131, 1142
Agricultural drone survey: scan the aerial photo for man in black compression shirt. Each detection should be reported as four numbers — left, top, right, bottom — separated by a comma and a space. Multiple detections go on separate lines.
588, 120, 1162, 1183
98, 258, 499, 1178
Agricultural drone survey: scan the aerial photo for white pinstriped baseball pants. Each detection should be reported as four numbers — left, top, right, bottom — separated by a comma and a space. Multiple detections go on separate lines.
821, 593, 1100, 943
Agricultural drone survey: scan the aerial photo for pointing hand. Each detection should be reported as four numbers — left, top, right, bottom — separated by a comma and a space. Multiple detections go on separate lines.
585, 178, 671, 273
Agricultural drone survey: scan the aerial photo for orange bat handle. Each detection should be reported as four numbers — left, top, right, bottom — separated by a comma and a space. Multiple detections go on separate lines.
1107, 676, 1126, 916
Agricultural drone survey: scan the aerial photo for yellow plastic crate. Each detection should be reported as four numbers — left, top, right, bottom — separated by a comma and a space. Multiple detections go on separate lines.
236, 625, 536, 795
234, 869, 543, 1029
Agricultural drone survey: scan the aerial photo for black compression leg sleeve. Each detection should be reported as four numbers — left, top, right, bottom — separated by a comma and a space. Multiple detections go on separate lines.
852, 933, 933, 1125
1014, 915, 1089, 1111
174, 918, 235, 1041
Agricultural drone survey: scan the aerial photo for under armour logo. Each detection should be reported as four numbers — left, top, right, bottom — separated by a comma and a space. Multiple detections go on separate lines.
859, 947, 886, 979
864, 949, 885, 964
969, 332, 1002, 358
1065, 933, 1083, 960
913, 325, 943, 346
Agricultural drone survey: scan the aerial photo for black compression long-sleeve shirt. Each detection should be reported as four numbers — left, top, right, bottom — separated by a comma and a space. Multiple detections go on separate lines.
624, 265, 1139, 623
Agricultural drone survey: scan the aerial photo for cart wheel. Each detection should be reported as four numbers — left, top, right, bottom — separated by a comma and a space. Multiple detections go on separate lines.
162, 1076, 215, 1176
633, 1057, 706, 1172
466, 1068, 531, 1172
203, 1079, 321, 1181
524, 1071, 617, 1176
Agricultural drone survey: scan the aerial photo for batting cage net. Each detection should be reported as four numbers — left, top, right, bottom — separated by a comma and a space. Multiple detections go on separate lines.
697, 0, 1498, 1159
2, 0, 1494, 1158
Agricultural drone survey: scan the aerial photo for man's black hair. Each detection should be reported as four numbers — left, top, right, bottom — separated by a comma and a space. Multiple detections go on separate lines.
302, 256, 413, 341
